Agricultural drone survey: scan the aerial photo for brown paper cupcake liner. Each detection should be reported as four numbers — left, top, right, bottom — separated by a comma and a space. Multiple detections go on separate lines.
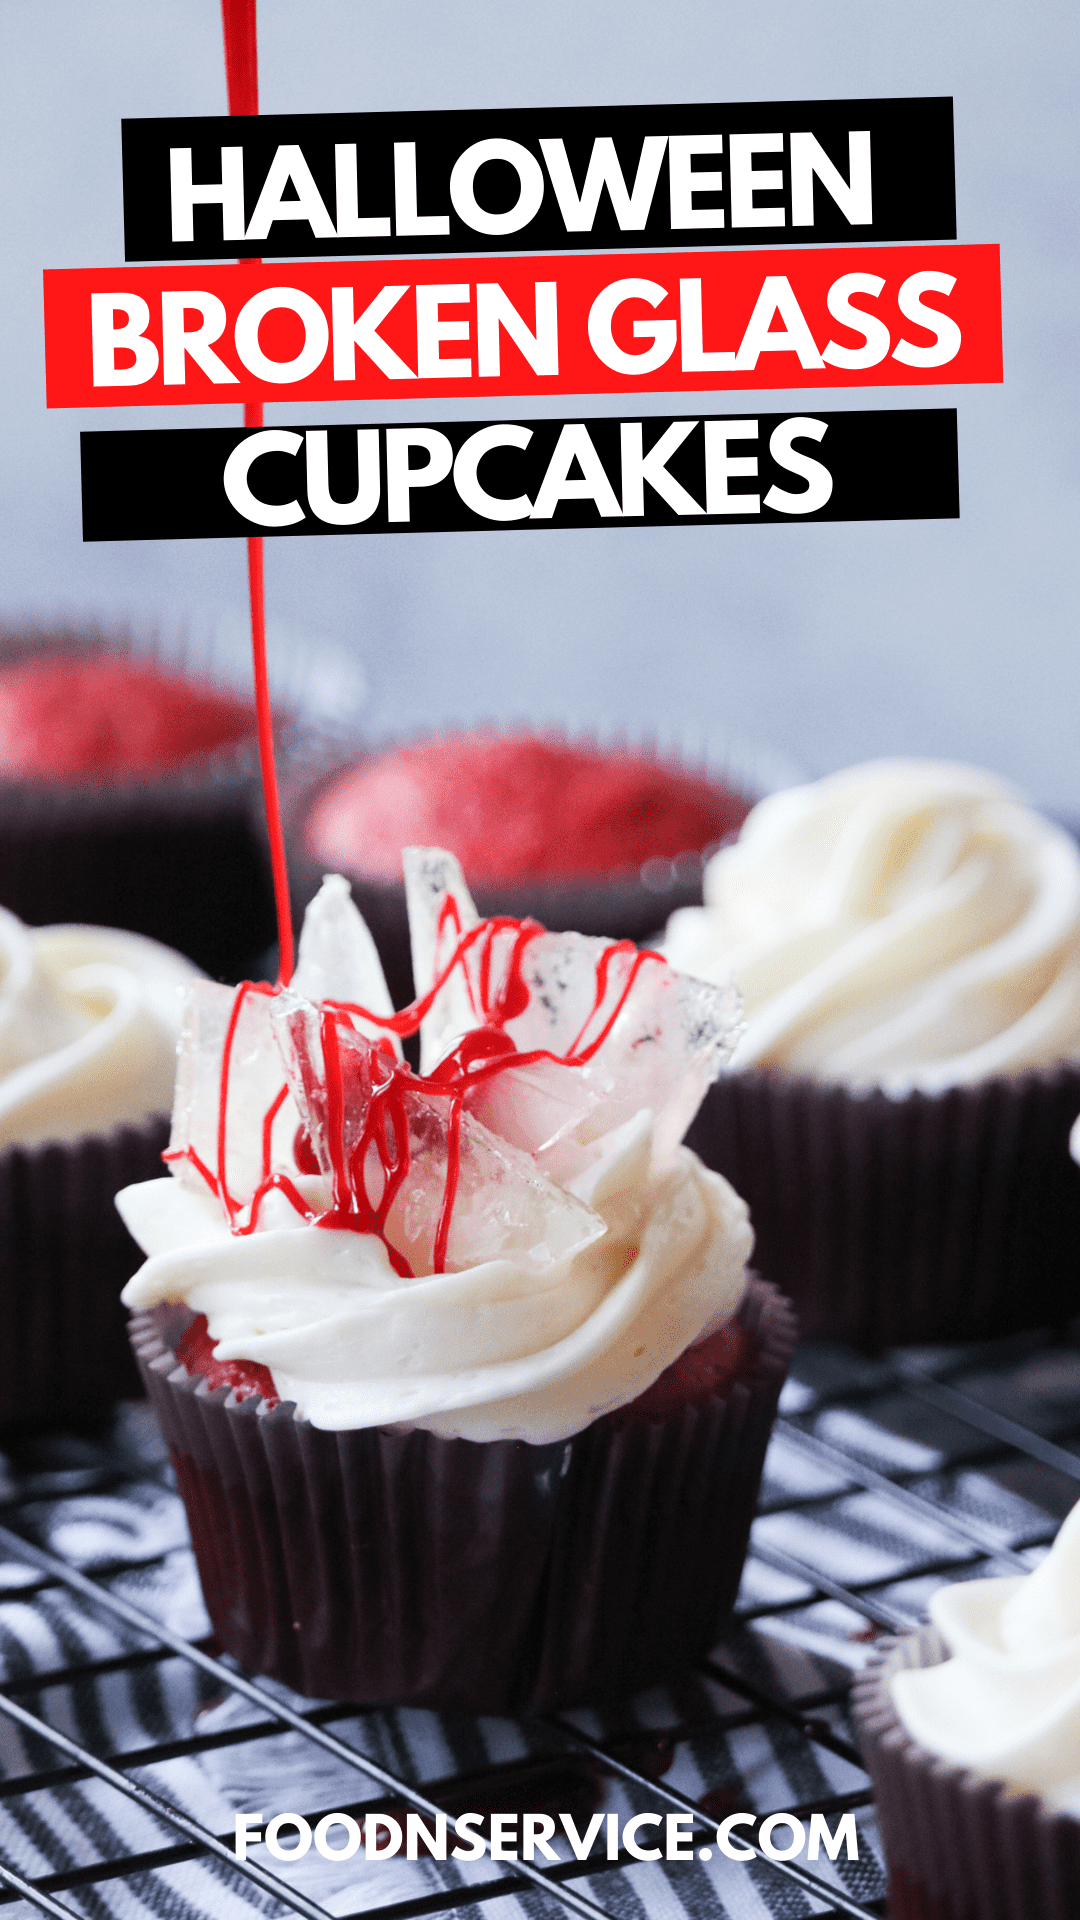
129, 1274, 796, 1715
0, 1114, 170, 1431
685, 1063, 1080, 1351
283, 729, 757, 1008
852, 1626, 1080, 1920
0, 625, 281, 982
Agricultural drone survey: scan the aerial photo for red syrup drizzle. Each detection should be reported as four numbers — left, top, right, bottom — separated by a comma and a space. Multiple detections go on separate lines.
318, 907, 665, 1274
169, 900, 666, 1279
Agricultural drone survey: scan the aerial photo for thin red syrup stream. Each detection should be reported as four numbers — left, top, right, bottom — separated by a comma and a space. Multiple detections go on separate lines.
183, 3, 663, 1325
220, 0, 294, 982
247, 535, 295, 982
221, 0, 258, 116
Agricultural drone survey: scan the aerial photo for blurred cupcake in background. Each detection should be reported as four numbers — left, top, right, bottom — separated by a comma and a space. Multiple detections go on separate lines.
0, 621, 280, 982
852, 1499, 1080, 1918
664, 759, 1080, 1348
0, 903, 201, 1429
286, 726, 764, 1006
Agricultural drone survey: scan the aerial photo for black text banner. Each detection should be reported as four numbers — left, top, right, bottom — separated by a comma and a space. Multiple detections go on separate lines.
81, 408, 959, 540
121, 97, 956, 261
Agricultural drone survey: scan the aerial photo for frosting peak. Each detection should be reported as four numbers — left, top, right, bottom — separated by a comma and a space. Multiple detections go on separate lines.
663, 759, 1080, 1093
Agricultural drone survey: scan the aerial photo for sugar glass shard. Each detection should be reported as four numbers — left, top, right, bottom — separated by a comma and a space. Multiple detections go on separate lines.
462, 1053, 608, 1184
273, 998, 603, 1274
170, 980, 298, 1215
403, 846, 480, 1072
504, 931, 640, 1056
387, 1093, 605, 1276
579, 961, 744, 1159
437, 923, 744, 1160
292, 873, 401, 1055
271, 991, 374, 1195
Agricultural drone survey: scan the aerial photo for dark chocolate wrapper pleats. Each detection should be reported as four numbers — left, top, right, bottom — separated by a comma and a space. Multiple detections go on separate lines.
687, 1064, 1080, 1350
1, 1116, 170, 1430
130, 1275, 795, 1715
853, 1628, 1080, 1920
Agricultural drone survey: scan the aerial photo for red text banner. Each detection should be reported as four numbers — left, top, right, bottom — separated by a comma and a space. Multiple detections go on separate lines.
43, 244, 1001, 408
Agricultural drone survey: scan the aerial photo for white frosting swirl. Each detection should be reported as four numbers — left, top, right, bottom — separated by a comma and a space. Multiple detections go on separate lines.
120, 1110, 752, 1443
890, 1500, 1080, 1815
0, 907, 200, 1149
663, 759, 1080, 1094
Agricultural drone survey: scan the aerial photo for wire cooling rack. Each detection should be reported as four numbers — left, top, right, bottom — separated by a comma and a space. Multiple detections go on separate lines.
0, 1322, 1078, 1920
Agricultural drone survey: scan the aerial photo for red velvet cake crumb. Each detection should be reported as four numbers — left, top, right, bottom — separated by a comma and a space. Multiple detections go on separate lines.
605, 1314, 755, 1428
176, 1313, 279, 1407
0, 655, 257, 779
305, 733, 749, 884
173, 1311, 752, 1429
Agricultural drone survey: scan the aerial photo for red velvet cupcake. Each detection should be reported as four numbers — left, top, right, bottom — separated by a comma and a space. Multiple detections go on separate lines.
286, 729, 755, 1006
120, 852, 795, 1711
130, 1277, 792, 1714
0, 627, 278, 981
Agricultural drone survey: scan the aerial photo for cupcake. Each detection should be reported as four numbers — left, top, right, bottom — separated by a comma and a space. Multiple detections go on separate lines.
286, 730, 754, 1006
0, 903, 201, 1428
852, 1500, 1080, 1919
0, 628, 278, 981
120, 854, 795, 1713
663, 760, 1080, 1348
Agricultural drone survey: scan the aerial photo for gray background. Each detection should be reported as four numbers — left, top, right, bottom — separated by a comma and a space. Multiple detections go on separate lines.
2, 0, 1076, 802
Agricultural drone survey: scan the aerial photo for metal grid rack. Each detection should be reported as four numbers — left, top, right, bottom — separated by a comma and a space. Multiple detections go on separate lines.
1, 1322, 1078, 1920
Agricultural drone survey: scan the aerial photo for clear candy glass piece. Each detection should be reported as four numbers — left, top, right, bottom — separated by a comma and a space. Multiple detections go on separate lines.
389, 1090, 605, 1276
169, 981, 298, 1213
404, 915, 744, 1163
274, 996, 604, 1275
291, 873, 400, 1055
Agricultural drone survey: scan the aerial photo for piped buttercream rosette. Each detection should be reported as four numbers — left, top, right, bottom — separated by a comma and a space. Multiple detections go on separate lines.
665, 760, 1080, 1347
